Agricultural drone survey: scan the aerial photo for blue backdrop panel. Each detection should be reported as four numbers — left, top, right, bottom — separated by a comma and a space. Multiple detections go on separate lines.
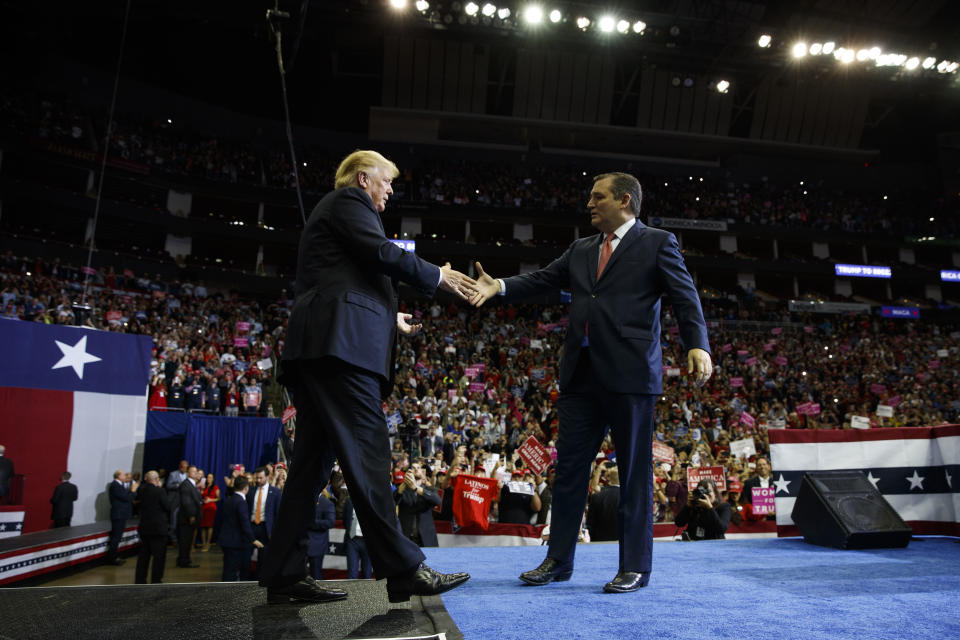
184, 415, 282, 481
143, 412, 190, 476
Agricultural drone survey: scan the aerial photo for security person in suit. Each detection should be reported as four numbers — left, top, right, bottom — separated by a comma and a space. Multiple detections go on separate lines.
176, 465, 203, 568
247, 467, 281, 579
471, 172, 712, 593
307, 490, 337, 580
107, 469, 138, 565
220, 474, 262, 581
50, 471, 78, 527
134, 470, 170, 583
258, 150, 474, 605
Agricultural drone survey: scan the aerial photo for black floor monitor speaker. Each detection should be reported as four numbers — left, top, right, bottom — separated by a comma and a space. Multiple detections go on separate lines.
791, 470, 912, 549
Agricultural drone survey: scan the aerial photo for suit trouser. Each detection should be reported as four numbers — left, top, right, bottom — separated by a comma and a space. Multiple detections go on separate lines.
177, 521, 196, 565
135, 533, 167, 583
258, 359, 425, 588
106, 518, 126, 561
547, 349, 656, 573
222, 544, 251, 581
251, 522, 269, 579
345, 536, 372, 579
53, 517, 70, 528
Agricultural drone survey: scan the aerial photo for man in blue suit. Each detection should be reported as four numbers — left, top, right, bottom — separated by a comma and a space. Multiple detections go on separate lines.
306, 490, 336, 580
106, 469, 138, 565
220, 474, 262, 581
247, 467, 281, 579
471, 172, 713, 593
258, 150, 474, 605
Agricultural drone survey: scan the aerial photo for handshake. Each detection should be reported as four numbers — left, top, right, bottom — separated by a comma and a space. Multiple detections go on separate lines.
437, 261, 501, 308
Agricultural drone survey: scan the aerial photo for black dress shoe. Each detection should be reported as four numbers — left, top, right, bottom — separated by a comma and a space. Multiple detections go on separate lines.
176, 562, 200, 568
106, 558, 125, 566
267, 577, 348, 605
603, 571, 650, 593
385, 562, 470, 603
518, 557, 573, 586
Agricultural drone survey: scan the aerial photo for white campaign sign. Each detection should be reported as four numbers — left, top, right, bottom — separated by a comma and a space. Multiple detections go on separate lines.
851, 415, 871, 429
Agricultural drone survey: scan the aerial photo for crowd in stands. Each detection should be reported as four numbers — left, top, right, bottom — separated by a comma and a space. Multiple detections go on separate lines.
3, 93, 956, 239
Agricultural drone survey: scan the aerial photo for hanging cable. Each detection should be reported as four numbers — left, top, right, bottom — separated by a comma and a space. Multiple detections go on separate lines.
266, 3, 308, 227
81, 0, 132, 307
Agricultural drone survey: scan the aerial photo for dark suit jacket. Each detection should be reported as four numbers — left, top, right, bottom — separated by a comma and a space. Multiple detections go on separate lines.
178, 480, 203, 527
50, 481, 78, 520
278, 187, 441, 397
246, 484, 282, 536
587, 485, 621, 542
502, 221, 710, 394
135, 483, 170, 536
306, 495, 336, 557
109, 480, 135, 521
395, 485, 441, 547
0, 456, 13, 497
740, 476, 771, 505
218, 493, 255, 549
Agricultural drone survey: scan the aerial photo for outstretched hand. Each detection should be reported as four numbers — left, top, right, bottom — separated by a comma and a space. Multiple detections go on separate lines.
687, 348, 713, 387
397, 312, 422, 336
469, 262, 501, 307
439, 262, 480, 301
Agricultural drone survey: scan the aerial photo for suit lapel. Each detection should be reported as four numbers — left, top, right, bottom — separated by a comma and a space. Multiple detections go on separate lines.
597, 221, 645, 282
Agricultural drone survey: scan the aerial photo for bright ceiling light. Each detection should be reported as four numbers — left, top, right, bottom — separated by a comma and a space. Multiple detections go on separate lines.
809, 42, 822, 55
389, 0, 407, 8
497, 7, 510, 19
716, 80, 730, 93
599, 16, 615, 33
856, 49, 870, 61
840, 49, 855, 64
481, 2, 496, 16
822, 41, 835, 54
633, 20, 646, 33
758, 34, 772, 48
905, 57, 920, 70
922, 56, 936, 69
523, 5, 543, 23
869, 47, 881, 59
792, 42, 807, 58
549, 9, 562, 23
576, 16, 590, 30
616, 19, 630, 34
465, 2, 479, 16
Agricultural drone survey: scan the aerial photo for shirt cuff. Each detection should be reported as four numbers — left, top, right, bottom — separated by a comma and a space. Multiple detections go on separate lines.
497, 279, 506, 296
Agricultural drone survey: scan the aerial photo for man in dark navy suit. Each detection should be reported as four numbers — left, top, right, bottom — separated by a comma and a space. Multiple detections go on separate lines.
134, 470, 170, 583
247, 467, 281, 579
106, 469, 138, 565
220, 474, 261, 581
306, 489, 337, 580
258, 150, 475, 605
471, 172, 712, 593
176, 465, 202, 568
50, 471, 78, 527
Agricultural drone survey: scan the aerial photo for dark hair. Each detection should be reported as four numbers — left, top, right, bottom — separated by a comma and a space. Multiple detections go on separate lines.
233, 475, 249, 492
697, 478, 719, 503
254, 466, 268, 476
593, 172, 642, 216
61, 471, 72, 481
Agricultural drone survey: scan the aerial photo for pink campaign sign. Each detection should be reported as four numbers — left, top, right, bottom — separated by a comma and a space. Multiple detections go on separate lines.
730, 377, 744, 388
752, 487, 776, 515
775, 356, 788, 366
771, 327, 783, 335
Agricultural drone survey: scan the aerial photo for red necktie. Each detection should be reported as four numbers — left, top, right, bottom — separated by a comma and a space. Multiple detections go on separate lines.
597, 233, 614, 279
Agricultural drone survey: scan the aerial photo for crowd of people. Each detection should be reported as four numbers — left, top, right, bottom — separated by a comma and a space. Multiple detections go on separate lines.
3, 93, 955, 239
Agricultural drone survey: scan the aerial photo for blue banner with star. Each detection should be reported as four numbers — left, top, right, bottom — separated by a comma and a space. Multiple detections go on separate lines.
0, 321, 152, 397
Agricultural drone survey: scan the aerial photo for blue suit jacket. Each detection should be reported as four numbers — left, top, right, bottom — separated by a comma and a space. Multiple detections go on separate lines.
109, 480, 135, 521
247, 484, 282, 536
503, 221, 710, 394
306, 495, 337, 557
219, 492, 255, 549
279, 187, 441, 396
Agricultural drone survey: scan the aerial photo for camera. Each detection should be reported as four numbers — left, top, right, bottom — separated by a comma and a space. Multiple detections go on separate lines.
691, 486, 711, 501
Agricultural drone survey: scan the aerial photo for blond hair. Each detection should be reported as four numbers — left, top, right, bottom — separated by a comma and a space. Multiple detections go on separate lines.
334, 150, 399, 189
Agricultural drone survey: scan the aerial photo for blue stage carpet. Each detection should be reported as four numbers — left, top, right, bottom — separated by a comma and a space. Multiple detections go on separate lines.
424, 537, 960, 640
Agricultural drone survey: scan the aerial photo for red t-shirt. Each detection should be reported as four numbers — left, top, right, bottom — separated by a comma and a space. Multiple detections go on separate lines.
450, 474, 499, 531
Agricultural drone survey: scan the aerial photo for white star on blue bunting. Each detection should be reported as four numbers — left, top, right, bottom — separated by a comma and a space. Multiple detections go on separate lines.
51, 335, 102, 379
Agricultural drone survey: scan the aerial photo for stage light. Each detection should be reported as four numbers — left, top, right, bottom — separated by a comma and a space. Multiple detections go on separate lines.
922, 56, 936, 69
904, 57, 920, 70
869, 47, 881, 59
671, 76, 681, 87
683, 77, 694, 88
792, 42, 807, 58
481, 2, 496, 16
465, 2, 479, 16
549, 9, 562, 23
497, 7, 510, 19
758, 34, 771, 48
617, 20, 630, 34
576, 16, 590, 29
822, 41, 835, 54
389, 0, 407, 9
810, 42, 822, 55
599, 16, 615, 33
937, 60, 950, 73
633, 20, 646, 34
523, 5, 543, 23
716, 80, 730, 93
840, 49, 855, 64
856, 49, 870, 61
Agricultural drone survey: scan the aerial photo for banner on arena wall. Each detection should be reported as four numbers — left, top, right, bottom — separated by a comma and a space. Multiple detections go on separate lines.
769, 426, 960, 537
647, 216, 728, 232
652, 441, 675, 464
752, 487, 776, 515
517, 436, 551, 474
787, 300, 871, 314
687, 466, 727, 492
730, 437, 757, 459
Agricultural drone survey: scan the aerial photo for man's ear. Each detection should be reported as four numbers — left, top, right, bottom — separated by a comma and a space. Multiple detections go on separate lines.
621, 193, 632, 210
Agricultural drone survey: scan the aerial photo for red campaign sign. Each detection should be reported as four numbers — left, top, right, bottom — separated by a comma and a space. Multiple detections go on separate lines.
752, 487, 776, 514
105, 311, 122, 322
686, 466, 727, 492
652, 441, 675, 464
281, 405, 297, 424
517, 436, 551, 474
